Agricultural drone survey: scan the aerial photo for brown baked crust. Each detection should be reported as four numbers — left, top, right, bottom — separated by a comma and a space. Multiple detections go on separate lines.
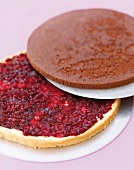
27, 9, 134, 89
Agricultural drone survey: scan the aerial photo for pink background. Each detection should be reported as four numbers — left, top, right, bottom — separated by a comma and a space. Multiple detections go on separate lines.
0, 0, 134, 169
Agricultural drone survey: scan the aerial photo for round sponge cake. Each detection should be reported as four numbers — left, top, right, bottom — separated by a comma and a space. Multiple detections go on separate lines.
27, 9, 134, 89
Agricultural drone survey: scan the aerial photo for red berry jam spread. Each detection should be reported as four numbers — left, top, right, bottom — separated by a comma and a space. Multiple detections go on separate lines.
0, 54, 114, 137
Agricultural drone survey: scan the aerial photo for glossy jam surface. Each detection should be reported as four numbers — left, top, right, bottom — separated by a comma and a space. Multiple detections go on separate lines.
0, 54, 114, 137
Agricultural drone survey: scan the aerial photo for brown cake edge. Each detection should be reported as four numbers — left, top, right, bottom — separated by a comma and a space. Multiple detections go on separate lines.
27, 54, 134, 89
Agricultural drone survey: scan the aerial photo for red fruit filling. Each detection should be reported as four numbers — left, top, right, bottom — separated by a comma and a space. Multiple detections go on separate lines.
0, 54, 114, 137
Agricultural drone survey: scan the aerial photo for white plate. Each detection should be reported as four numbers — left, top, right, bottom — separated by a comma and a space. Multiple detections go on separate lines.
0, 97, 133, 162
47, 78, 134, 99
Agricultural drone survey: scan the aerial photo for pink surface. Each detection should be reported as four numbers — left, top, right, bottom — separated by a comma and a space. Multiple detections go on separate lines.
0, 0, 134, 169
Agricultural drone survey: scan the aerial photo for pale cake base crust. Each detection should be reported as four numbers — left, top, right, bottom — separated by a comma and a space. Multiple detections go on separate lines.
0, 53, 121, 148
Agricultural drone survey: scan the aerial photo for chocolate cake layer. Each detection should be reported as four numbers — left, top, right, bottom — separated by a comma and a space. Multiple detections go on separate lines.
27, 9, 134, 89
